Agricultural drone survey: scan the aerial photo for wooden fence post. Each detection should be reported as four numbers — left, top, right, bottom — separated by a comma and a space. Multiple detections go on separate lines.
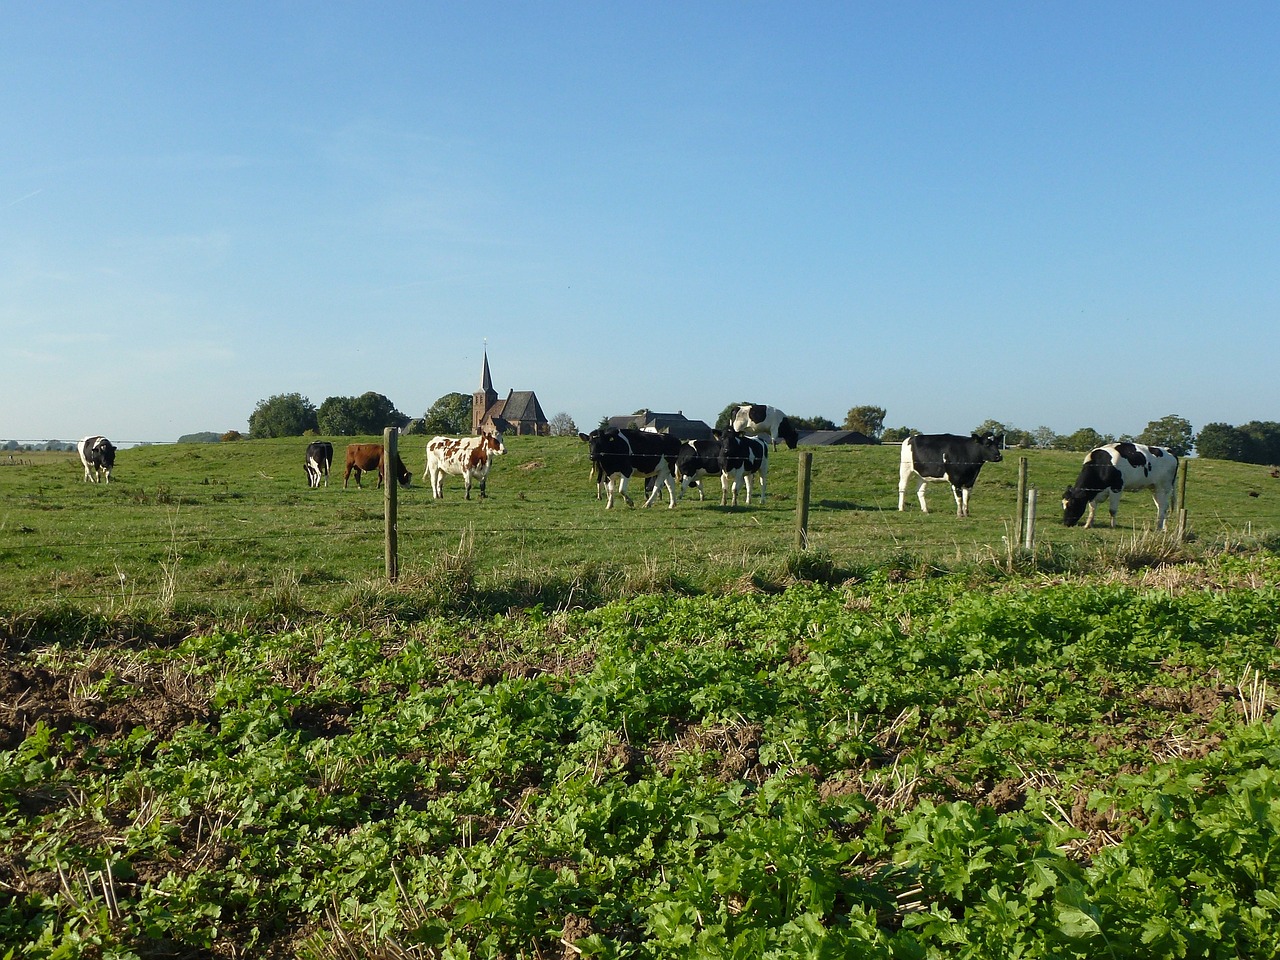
384, 426, 399, 583
1015, 457, 1028, 546
1175, 458, 1189, 543
1024, 488, 1037, 551
795, 451, 812, 551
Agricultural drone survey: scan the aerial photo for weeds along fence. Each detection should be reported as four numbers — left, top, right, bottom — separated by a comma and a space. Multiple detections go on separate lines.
3, 434, 1279, 610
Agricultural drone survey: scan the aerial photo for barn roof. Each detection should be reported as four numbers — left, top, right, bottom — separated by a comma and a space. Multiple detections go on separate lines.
607, 409, 714, 440
797, 430, 878, 446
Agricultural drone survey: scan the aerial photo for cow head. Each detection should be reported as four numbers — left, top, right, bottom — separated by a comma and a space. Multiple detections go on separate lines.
778, 417, 799, 449
973, 433, 1004, 463
392, 456, 412, 487
578, 427, 618, 459
482, 430, 507, 457
1062, 487, 1092, 527
95, 438, 118, 471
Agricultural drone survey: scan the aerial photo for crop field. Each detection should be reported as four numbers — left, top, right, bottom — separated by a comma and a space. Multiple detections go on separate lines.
3, 438, 1280, 957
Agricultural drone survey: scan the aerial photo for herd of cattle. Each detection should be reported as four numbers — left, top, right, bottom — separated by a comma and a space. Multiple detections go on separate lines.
72, 403, 1182, 528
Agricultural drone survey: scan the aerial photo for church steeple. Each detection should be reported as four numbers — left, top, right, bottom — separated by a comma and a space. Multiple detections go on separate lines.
473, 344, 499, 434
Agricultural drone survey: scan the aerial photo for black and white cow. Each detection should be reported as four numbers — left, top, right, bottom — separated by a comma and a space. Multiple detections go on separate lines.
1062, 442, 1179, 530
718, 426, 769, 506
579, 427, 681, 508
673, 438, 722, 500
77, 436, 117, 483
898, 432, 1003, 517
730, 404, 799, 449
304, 441, 334, 488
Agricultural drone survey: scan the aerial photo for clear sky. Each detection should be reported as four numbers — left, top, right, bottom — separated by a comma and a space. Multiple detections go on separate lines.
4, 3, 1277, 443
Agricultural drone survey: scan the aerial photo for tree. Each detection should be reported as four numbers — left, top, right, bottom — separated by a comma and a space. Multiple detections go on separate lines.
881, 426, 916, 443
843, 406, 886, 439
549, 412, 578, 437
791, 415, 837, 431
715, 402, 749, 431
317, 396, 359, 436
1238, 421, 1280, 464
973, 420, 1008, 439
1058, 427, 1107, 452
249, 393, 317, 438
1139, 415, 1194, 458
1031, 426, 1058, 449
422, 393, 473, 435
317, 392, 405, 435
1195, 422, 1247, 461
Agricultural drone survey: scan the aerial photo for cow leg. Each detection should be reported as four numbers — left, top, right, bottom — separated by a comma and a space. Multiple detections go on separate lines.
1082, 501, 1096, 528
916, 482, 929, 513
1154, 490, 1170, 530
897, 465, 912, 511
953, 485, 968, 518
1108, 491, 1122, 528
642, 474, 663, 507
478, 475, 487, 498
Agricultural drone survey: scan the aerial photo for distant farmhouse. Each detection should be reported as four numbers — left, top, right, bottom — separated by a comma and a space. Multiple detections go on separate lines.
606, 409, 714, 441
472, 350, 550, 436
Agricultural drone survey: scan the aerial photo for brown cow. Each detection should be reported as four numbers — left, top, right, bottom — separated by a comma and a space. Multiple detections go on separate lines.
343, 443, 412, 489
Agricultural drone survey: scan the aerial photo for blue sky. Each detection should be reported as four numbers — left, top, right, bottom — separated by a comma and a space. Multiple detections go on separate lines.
4, 3, 1277, 443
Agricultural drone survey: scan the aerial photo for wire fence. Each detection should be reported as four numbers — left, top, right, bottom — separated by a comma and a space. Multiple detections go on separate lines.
4, 440, 1279, 609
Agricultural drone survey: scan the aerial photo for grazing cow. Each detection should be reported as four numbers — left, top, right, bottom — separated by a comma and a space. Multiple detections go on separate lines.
718, 427, 769, 506
579, 427, 681, 508
730, 404, 799, 449
1063, 442, 1179, 530
343, 443, 411, 489
304, 441, 333, 488
898, 432, 1004, 517
77, 436, 117, 483
425, 431, 506, 499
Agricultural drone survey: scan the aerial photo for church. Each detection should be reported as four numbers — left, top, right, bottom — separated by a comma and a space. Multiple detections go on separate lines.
472, 349, 550, 436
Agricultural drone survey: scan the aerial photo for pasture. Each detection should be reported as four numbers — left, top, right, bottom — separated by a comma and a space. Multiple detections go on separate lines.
3, 437, 1280, 957
3, 435, 1279, 621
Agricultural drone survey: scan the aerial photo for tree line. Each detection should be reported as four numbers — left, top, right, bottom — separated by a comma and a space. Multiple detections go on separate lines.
241, 393, 1279, 465
244, 392, 579, 440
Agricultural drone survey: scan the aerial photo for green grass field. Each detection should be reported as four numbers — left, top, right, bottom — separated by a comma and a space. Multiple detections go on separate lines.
3, 436, 1279, 623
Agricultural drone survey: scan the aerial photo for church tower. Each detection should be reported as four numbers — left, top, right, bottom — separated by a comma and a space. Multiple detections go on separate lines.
473, 347, 498, 434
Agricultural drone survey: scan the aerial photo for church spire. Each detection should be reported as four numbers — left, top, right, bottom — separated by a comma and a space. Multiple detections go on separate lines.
473, 342, 499, 435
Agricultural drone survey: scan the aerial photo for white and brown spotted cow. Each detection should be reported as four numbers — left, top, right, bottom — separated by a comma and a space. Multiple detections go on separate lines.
424, 431, 506, 499
1063, 442, 1179, 530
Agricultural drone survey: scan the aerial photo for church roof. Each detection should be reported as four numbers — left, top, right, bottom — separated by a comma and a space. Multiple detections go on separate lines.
498, 390, 546, 423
